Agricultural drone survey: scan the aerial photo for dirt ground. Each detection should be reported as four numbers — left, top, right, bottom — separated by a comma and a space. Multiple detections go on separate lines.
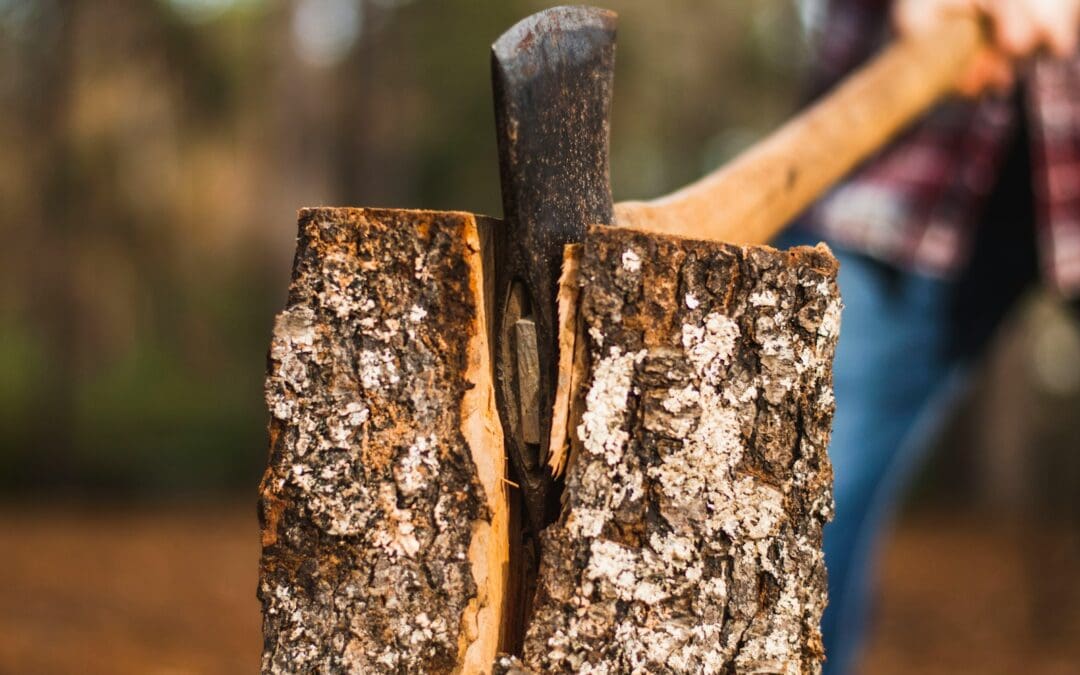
0, 503, 1076, 674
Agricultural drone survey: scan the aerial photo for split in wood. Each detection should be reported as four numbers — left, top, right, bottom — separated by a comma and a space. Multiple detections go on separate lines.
260, 208, 840, 674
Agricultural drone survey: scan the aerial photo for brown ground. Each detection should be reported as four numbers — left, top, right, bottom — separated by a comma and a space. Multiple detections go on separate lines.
0, 503, 260, 675
0, 503, 1076, 674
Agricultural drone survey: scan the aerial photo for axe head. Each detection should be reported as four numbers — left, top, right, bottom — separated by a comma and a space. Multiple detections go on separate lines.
491, 6, 617, 533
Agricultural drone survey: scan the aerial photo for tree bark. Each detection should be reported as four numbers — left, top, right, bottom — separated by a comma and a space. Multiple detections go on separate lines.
522, 225, 840, 674
259, 211, 840, 674
259, 208, 508, 673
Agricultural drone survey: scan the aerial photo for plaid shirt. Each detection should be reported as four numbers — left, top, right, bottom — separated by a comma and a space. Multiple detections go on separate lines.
805, 0, 1080, 296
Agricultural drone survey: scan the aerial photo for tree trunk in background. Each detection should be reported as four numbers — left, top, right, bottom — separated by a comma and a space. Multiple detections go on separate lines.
519, 227, 839, 674
259, 213, 840, 673
26, 0, 79, 483
259, 208, 507, 673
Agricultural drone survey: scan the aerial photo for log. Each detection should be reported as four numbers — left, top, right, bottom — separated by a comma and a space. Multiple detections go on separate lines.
258, 209, 840, 674
523, 226, 840, 674
259, 208, 508, 673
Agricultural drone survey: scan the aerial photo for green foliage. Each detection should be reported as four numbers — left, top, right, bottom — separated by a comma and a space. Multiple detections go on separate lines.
72, 336, 265, 493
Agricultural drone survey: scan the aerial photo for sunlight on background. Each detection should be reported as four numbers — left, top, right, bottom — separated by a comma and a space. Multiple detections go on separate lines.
292, 0, 362, 66
166, 0, 268, 23
165, 0, 420, 68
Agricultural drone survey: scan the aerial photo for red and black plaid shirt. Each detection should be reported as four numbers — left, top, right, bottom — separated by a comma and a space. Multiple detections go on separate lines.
805, 0, 1080, 296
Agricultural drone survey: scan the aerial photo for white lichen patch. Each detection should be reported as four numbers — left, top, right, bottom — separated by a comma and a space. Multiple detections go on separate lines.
414, 252, 433, 283
577, 347, 647, 467
585, 539, 642, 601
393, 434, 439, 498
682, 313, 740, 380
818, 296, 842, 340
358, 348, 400, 389
621, 248, 642, 273
566, 506, 611, 539
749, 290, 778, 307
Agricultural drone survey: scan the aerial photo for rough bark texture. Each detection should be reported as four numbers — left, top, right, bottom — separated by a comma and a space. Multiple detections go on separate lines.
259, 208, 507, 674
522, 225, 841, 674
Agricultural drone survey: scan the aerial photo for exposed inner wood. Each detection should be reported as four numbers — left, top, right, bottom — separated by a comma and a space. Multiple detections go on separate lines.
547, 244, 584, 478
460, 215, 510, 675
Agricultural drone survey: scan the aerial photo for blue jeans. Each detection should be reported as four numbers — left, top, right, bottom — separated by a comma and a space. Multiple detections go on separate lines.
800, 244, 964, 673
777, 206, 1039, 673
777, 117, 1040, 674
773, 233, 1036, 673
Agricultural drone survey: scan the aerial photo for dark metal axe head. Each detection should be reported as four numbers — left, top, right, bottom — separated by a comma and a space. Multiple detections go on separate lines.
491, 6, 616, 533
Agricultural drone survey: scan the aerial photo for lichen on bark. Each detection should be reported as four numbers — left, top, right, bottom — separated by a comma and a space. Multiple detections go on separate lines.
522, 225, 841, 674
259, 207, 506, 674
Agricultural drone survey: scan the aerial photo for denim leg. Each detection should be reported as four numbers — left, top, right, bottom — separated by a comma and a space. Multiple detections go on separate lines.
820, 251, 961, 675
774, 231, 957, 674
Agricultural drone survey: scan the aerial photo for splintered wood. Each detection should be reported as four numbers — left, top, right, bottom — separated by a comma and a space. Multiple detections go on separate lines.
259, 210, 840, 674
259, 208, 507, 673
521, 226, 840, 674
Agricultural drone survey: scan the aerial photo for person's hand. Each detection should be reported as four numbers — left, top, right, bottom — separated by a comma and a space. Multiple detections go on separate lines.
894, 0, 1080, 96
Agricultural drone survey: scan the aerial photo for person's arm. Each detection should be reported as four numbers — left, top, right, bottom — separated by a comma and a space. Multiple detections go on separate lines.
894, 0, 1080, 95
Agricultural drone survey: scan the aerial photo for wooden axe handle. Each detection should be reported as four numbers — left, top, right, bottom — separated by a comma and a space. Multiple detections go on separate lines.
613, 16, 984, 245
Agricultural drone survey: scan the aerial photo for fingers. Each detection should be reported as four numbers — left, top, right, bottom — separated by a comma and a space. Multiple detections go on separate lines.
988, 0, 1041, 57
955, 49, 1016, 97
986, 0, 1080, 59
894, 0, 974, 36
891, 0, 1080, 97
1027, 0, 1080, 58
893, 0, 1016, 97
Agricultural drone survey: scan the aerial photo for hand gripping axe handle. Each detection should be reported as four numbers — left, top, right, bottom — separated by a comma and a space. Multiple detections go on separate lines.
491, 6, 985, 533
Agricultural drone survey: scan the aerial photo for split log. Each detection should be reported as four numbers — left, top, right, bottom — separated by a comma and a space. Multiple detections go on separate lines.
258, 209, 840, 674
522, 226, 840, 674
259, 208, 508, 673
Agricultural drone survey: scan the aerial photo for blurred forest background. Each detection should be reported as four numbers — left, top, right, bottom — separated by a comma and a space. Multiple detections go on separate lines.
1, 0, 1077, 673
0, 0, 806, 495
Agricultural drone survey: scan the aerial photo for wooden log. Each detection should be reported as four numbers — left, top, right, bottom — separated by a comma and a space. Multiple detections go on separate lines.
259, 208, 508, 674
259, 209, 840, 674
522, 225, 840, 674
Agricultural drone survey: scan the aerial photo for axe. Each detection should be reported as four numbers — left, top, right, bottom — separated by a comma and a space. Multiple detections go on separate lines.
490, 5, 984, 534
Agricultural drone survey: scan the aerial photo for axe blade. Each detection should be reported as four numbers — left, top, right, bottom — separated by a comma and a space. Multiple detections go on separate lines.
491, 6, 617, 532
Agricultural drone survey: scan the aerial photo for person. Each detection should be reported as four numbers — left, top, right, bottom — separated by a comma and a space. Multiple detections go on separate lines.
780, 1, 1080, 672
